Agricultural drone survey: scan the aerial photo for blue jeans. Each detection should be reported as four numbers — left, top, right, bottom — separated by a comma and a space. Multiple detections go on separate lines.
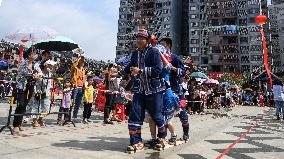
72, 87, 84, 118
275, 100, 284, 116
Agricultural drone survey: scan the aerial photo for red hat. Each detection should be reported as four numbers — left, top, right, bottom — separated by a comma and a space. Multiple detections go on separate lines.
136, 29, 150, 39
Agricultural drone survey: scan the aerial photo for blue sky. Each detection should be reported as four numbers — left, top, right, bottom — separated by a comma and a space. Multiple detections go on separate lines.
0, 0, 120, 61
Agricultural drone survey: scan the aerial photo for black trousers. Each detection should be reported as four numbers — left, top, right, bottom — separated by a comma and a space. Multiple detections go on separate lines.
83, 103, 92, 119
13, 87, 34, 127
104, 94, 115, 121
58, 107, 70, 121
125, 101, 132, 116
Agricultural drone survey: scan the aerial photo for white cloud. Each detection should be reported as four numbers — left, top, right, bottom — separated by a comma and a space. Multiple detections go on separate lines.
0, 0, 120, 61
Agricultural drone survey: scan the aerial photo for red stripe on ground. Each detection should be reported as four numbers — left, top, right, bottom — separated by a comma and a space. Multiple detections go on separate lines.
215, 108, 273, 159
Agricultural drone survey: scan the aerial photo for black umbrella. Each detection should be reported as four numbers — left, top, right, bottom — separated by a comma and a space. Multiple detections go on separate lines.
34, 36, 79, 51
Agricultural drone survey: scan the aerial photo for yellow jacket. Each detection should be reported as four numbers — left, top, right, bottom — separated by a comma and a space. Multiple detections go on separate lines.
84, 85, 95, 103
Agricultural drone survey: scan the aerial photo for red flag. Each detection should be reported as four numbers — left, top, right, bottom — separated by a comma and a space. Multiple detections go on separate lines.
260, 28, 272, 87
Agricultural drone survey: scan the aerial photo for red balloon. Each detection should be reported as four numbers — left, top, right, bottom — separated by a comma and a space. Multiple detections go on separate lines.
255, 15, 267, 25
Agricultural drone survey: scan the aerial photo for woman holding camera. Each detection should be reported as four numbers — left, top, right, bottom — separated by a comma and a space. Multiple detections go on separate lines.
13, 46, 38, 133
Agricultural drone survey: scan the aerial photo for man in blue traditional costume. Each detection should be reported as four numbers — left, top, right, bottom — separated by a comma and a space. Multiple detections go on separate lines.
121, 29, 167, 152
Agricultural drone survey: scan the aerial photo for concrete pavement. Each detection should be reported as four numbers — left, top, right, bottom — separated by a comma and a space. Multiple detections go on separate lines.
0, 103, 283, 159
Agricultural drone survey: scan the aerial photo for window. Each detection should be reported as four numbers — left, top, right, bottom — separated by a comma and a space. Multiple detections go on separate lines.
249, 17, 255, 23
191, 30, 198, 36
163, 9, 170, 14
156, 3, 162, 9
239, 19, 247, 26
164, 17, 170, 22
164, 1, 171, 6
191, 22, 199, 27
119, 14, 126, 19
190, 6, 197, 11
191, 39, 199, 44
190, 14, 197, 19
190, 47, 199, 53
164, 24, 170, 29
249, 8, 259, 14
202, 57, 208, 64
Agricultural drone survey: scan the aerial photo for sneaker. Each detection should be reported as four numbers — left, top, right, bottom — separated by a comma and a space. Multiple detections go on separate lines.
127, 142, 144, 152
83, 119, 89, 124
183, 134, 190, 142
87, 119, 92, 122
145, 139, 158, 148
168, 135, 177, 145
23, 118, 29, 124
32, 120, 40, 128
57, 120, 63, 125
154, 138, 166, 150
38, 120, 46, 127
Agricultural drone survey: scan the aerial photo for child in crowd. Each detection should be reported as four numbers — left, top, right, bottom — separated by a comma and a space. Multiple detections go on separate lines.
57, 79, 73, 125
83, 76, 95, 124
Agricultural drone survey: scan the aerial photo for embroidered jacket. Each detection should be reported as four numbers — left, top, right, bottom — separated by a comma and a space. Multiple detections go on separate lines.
123, 46, 166, 95
169, 54, 186, 95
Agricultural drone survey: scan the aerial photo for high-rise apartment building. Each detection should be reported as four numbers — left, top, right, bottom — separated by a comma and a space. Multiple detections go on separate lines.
272, 0, 284, 4
188, 0, 268, 73
117, 0, 269, 74
116, 0, 183, 60
269, 3, 284, 73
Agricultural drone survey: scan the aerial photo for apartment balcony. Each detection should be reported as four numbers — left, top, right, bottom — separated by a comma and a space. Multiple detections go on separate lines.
209, 52, 240, 55
209, 15, 237, 19
207, 0, 234, 2
208, 25, 239, 36
208, 10, 238, 20
208, 43, 239, 47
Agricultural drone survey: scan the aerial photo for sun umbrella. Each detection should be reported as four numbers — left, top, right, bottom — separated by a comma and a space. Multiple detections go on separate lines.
6, 26, 58, 42
93, 76, 104, 84
6, 26, 58, 64
0, 61, 10, 67
205, 79, 219, 84
190, 72, 209, 79
34, 36, 79, 51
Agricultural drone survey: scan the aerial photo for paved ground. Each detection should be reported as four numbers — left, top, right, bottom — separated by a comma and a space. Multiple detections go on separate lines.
0, 103, 283, 159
